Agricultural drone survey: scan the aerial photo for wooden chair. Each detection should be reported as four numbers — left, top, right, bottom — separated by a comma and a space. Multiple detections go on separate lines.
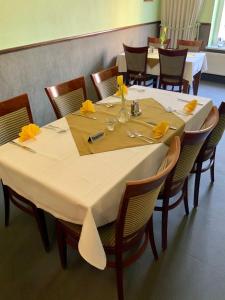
158, 48, 189, 93
45, 76, 87, 118
55, 137, 181, 300
0, 94, 49, 251
192, 102, 225, 207
177, 39, 204, 52
123, 44, 157, 87
155, 106, 219, 250
91, 66, 118, 100
148, 37, 171, 49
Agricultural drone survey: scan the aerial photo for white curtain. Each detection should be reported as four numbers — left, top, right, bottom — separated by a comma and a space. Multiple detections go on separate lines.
161, 0, 204, 48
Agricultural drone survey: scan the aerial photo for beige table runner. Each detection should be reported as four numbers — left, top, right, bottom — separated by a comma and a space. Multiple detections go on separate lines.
148, 57, 159, 68
66, 99, 185, 156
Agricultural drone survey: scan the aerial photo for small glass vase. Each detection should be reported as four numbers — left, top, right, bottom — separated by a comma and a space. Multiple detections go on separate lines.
118, 94, 129, 123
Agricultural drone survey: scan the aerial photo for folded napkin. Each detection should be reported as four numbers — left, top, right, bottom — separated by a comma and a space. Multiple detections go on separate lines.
80, 100, 95, 113
152, 121, 169, 139
183, 100, 198, 114
115, 75, 128, 97
19, 124, 40, 142
117, 75, 124, 86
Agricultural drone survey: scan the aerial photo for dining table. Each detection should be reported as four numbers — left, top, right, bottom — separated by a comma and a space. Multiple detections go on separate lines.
0, 86, 212, 270
116, 50, 208, 95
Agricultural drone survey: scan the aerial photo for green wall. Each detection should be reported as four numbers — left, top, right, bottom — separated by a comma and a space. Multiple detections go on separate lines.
0, 0, 160, 51
198, 0, 215, 23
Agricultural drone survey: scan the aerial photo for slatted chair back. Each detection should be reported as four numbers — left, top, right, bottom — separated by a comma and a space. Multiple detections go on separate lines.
177, 39, 203, 52
148, 37, 171, 49
45, 77, 87, 119
123, 44, 148, 76
115, 136, 180, 243
158, 48, 188, 88
166, 107, 219, 196
0, 94, 33, 146
91, 66, 118, 100
206, 102, 225, 149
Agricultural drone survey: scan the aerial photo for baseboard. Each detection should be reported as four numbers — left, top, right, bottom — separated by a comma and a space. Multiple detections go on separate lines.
201, 73, 225, 84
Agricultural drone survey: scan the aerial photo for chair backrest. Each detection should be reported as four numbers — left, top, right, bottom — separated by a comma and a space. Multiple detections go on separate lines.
205, 102, 225, 149
0, 94, 33, 146
148, 37, 171, 49
158, 48, 188, 85
45, 76, 87, 119
123, 44, 148, 75
177, 39, 203, 52
165, 106, 219, 196
115, 136, 180, 243
91, 66, 118, 100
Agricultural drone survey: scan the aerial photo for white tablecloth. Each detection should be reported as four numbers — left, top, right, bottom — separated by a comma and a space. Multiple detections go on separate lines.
0, 87, 212, 270
116, 51, 208, 84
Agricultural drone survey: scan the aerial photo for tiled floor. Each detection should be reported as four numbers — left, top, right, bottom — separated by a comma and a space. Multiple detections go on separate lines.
0, 79, 225, 300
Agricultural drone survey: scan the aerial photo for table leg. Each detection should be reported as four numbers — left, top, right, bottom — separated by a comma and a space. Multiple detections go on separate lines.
183, 80, 190, 94
193, 71, 202, 96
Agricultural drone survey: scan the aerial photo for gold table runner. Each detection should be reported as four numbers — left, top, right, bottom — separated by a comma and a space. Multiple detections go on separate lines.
66, 99, 185, 156
148, 57, 159, 68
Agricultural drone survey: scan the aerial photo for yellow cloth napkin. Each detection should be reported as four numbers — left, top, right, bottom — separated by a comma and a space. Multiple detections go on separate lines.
80, 100, 95, 113
117, 75, 124, 86
115, 75, 128, 96
19, 124, 40, 142
183, 100, 198, 114
152, 121, 169, 139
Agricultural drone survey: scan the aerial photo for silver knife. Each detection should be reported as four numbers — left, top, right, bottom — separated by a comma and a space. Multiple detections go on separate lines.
146, 121, 177, 130
10, 141, 36, 153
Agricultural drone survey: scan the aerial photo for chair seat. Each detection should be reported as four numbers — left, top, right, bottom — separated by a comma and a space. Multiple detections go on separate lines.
161, 77, 188, 85
60, 220, 116, 247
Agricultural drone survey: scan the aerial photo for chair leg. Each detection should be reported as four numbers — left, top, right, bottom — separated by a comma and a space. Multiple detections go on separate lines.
153, 77, 157, 88
210, 161, 215, 183
149, 216, 158, 260
161, 198, 169, 251
194, 162, 203, 208
115, 252, 124, 300
183, 178, 189, 215
210, 151, 216, 183
3, 185, 10, 227
33, 208, 50, 252
56, 221, 67, 269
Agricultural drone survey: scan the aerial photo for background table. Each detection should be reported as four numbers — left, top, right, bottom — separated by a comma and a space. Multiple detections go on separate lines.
116, 51, 208, 95
0, 87, 212, 270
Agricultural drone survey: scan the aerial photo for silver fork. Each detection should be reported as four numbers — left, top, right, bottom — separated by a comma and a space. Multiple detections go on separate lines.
72, 113, 97, 120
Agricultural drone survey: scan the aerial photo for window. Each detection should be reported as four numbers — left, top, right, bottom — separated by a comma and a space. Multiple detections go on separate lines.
208, 0, 225, 48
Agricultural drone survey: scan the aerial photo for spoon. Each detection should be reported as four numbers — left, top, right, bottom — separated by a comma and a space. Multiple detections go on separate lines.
127, 130, 153, 144
133, 130, 156, 142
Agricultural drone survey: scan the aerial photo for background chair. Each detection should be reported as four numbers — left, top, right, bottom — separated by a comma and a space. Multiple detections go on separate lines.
45, 76, 87, 118
192, 102, 225, 207
56, 136, 180, 300
177, 39, 203, 52
91, 66, 118, 100
123, 44, 157, 87
148, 37, 171, 49
158, 48, 189, 93
0, 94, 49, 251
155, 106, 219, 250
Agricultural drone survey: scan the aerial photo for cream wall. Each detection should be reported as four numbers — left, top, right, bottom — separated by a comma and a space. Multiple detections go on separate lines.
0, 0, 160, 51
198, 0, 215, 23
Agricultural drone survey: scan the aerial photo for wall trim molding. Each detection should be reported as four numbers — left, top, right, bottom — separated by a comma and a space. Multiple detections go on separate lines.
0, 21, 160, 55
